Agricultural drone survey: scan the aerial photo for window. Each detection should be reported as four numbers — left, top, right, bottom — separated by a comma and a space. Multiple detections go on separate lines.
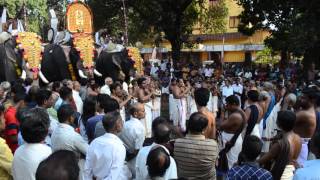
229, 16, 240, 28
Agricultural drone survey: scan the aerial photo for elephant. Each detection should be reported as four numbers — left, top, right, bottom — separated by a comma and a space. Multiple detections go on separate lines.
40, 42, 103, 85
95, 47, 134, 85
0, 32, 22, 83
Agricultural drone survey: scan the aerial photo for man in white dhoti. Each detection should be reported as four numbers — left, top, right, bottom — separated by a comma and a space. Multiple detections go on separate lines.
172, 79, 191, 132
137, 77, 155, 138
219, 95, 245, 171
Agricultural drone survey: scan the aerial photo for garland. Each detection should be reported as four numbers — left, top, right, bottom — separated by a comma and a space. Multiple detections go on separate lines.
16, 32, 42, 79
127, 47, 144, 75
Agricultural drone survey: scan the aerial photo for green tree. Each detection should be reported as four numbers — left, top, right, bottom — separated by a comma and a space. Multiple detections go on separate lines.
237, 0, 320, 69
89, 0, 228, 66
1, 0, 48, 34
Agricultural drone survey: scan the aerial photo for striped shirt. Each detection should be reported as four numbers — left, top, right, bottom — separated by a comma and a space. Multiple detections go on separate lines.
174, 134, 218, 180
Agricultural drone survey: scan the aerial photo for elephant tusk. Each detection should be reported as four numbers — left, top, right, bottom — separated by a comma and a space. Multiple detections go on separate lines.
94, 69, 102, 77
21, 70, 26, 80
26, 63, 29, 69
39, 70, 49, 84
78, 69, 88, 79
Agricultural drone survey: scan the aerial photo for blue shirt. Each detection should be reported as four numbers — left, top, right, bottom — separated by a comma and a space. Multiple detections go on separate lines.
227, 162, 273, 180
85, 115, 104, 143
293, 160, 320, 180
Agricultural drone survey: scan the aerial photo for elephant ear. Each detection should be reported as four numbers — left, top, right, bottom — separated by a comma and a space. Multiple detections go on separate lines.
47, 28, 54, 44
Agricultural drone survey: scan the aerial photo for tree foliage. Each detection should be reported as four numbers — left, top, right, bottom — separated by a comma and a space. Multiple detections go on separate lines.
237, 0, 320, 68
1, 0, 48, 33
89, 0, 228, 65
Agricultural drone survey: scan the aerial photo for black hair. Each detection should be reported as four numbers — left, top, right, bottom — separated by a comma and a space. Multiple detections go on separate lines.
147, 146, 171, 178
16, 107, 31, 124
152, 117, 168, 132
52, 81, 61, 92
36, 150, 79, 180
13, 92, 26, 104
57, 104, 75, 123
110, 82, 121, 93
81, 96, 97, 127
103, 98, 119, 113
137, 77, 147, 86
154, 123, 171, 144
247, 90, 259, 102
11, 83, 25, 94
302, 87, 319, 100
277, 110, 296, 132
187, 112, 208, 133
35, 89, 52, 106
238, 135, 263, 164
96, 94, 110, 110
59, 86, 72, 101
226, 95, 240, 106
26, 86, 40, 102
102, 111, 121, 132
24, 78, 33, 86
194, 87, 210, 107
20, 108, 49, 143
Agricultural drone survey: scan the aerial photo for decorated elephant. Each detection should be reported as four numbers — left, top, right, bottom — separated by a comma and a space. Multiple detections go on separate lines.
95, 44, 134, 84
0, 32, 22, 82
39, 34, 103, 85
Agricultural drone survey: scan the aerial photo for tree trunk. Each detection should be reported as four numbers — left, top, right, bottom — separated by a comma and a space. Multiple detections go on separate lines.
303, 44, 320, 72
280, 50, 288, 70
170, 39, 182, 68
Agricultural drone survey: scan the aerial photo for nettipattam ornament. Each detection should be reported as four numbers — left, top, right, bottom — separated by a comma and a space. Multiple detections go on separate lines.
73, 33, 95, 68
16, 32, 42, 79
127, 47, 144, 75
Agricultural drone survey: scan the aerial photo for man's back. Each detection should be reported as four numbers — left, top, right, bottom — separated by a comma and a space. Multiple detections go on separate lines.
119, 118, 145, 152
12, 143, 52, 180
199, 109, 215, 139
295, 108, 316, 138
51, 123, 88, 155
84, 133, 130, 180
174, 135, 218, 179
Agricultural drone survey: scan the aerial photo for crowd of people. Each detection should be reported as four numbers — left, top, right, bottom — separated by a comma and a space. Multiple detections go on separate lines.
0, 59, 319, 180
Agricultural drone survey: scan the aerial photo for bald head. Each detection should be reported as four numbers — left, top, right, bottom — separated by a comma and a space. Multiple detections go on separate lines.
105, 77, 113, 85
129, 102, 145, 119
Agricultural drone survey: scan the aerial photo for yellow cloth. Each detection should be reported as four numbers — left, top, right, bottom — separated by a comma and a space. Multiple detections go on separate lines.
0, 138, 13, 180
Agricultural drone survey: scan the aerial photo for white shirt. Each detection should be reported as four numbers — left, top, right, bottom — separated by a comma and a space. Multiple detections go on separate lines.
84, 133, 131, 180
51, 123, 88, 156
135, 143, 178, 180
12, 143, 52, 180
204, 68, 213, 77
222, 85, 234, 98
100, 85, 111, 95
73, 90, 83, 114
119, 117, 145, 152
119, 117, 145, 177
160, 62, 167, 71
150, 66, 159, 76
244, 72, 252, 79
232, 84, 243, 95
